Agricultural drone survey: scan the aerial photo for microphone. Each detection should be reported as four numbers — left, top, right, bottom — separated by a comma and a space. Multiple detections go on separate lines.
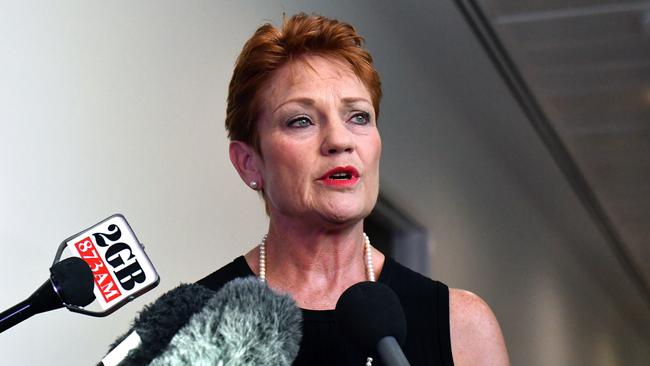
149, 277, 302, 366
0, 257, 95, 333
335, 281, 410, 366
102, 283, 217, 366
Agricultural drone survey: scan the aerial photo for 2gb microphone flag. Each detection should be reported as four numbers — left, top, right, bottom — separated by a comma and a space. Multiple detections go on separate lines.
56, 214, 159, 316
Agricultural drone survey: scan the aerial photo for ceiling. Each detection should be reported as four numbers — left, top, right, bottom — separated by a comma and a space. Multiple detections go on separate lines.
475, 0, 650, 300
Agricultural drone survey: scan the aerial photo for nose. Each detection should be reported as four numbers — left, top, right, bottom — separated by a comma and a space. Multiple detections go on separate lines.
320, 119, 354, 156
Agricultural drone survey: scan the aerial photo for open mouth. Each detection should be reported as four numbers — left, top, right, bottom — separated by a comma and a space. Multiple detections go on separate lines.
329, 172, 353, 180
319, 166, 360, 186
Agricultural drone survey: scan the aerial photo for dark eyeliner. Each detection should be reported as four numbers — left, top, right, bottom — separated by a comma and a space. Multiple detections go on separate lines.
287, 115, 313, 128
351, 111, 370, 125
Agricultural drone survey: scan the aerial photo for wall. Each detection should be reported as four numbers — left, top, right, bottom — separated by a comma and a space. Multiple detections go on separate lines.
0, 1, 647, 365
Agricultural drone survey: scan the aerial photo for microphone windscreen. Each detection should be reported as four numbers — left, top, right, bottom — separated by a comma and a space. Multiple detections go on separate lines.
150, 277, 302, 366
110, 283, 216, 366
50, 257, 95, 307
335, 281, 407, 354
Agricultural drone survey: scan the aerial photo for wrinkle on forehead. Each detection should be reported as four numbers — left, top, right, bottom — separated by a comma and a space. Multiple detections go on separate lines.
269, 54, 361, 93
257, 55, 371, 121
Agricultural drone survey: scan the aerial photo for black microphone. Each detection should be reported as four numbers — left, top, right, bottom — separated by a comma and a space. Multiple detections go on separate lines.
335, 281, 410, 366
0, 257, 95, 333
149, 277, 302, 366
102, 283, 217, 366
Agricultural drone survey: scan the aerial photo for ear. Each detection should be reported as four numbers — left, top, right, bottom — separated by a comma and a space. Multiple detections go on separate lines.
229, 141, 263, 190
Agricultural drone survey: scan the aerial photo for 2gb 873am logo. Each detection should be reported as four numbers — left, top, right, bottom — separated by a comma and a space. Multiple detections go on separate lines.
72, 223, 147, 307
74, 237, 122, 302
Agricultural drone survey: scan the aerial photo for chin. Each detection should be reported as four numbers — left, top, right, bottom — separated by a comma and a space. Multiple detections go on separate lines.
318, 202, 372, 226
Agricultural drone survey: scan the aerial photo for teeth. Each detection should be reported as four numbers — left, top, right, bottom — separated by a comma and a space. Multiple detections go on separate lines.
330, 172, 351, 179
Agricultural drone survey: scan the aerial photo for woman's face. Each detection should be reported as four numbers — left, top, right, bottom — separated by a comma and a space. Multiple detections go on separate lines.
255, 55, 381, 226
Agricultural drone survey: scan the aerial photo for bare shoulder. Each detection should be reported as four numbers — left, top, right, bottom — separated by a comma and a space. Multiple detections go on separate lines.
449, 288, 510, 366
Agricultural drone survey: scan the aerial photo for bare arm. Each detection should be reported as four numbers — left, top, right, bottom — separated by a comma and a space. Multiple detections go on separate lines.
449, 288, 510, 366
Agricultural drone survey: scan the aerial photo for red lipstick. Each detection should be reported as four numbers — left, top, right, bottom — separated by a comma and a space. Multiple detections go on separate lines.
318, 166, 360, 187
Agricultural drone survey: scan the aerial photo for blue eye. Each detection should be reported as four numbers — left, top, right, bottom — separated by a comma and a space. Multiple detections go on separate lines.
350, 112, 370, 125
288, 116, 313, 128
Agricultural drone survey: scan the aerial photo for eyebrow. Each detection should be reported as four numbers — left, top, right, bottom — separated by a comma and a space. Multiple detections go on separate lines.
341, 97, 372, 106
272, 97, 372, 113
272, 98, 315, 113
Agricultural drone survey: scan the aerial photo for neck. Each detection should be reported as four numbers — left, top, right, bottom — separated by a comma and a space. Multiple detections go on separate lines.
245, 216, 382, 310
270, 219, 363, 272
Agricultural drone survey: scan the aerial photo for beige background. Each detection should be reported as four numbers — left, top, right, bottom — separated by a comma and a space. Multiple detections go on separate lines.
1, 1, 648, 365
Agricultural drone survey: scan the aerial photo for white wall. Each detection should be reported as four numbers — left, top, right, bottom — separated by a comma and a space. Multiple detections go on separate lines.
0, 1, 648, 365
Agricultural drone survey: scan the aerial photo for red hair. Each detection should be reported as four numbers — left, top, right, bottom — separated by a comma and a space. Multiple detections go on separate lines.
225, 13, 382, 152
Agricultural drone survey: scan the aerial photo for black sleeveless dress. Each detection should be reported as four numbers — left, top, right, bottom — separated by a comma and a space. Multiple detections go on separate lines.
197, 256, 454, 366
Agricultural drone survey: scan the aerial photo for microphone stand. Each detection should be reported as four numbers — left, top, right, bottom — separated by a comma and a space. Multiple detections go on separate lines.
0, 279, 62, 333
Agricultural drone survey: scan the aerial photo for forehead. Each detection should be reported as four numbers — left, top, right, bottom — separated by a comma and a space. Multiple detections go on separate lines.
259, 55, 370, 109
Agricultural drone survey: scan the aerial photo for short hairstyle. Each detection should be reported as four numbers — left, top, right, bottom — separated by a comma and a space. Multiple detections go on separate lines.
225, 13, 382, 152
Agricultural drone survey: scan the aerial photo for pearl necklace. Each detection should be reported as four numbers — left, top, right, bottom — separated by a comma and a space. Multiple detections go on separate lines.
258, 232, 375, 283
258, 232, 376, 366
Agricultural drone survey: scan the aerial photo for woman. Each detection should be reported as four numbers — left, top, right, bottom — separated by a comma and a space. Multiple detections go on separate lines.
199, 13, 509, 365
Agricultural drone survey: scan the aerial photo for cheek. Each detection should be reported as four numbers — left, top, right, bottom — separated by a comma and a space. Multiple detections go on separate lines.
366, 133, 382, 172
365, 134, 382, 197
262, 141, 313, 197
374, 135, 382, 165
